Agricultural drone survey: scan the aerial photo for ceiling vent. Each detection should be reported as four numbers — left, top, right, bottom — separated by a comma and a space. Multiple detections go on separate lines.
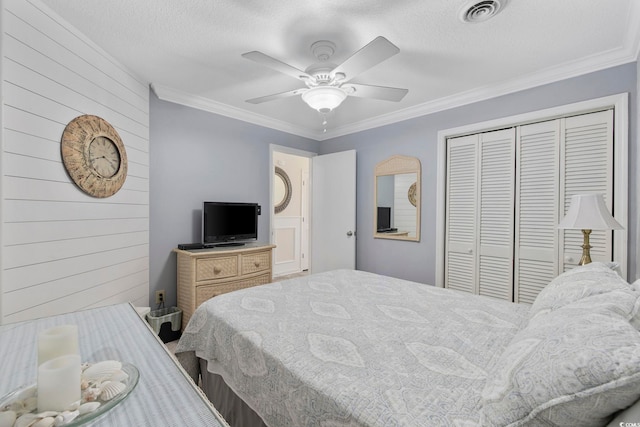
459, 0, 506, 23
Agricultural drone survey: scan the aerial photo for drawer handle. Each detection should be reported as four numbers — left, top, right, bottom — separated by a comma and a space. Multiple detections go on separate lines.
254, 261, 260, 267
214, 266, 222, 274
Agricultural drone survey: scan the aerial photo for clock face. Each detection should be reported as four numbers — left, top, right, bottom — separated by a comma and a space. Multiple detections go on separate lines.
408, 182, 417, 207
89, 136, 121, 178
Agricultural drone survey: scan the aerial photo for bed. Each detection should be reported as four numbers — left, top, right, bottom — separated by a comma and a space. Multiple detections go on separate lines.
176, 264, 640, 426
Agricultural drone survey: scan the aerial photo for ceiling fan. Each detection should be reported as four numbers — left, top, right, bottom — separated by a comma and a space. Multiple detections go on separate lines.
242, 36, 408, 114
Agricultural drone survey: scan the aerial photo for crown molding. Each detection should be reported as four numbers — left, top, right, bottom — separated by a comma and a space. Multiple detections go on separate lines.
322, 45, 638, 140
153, 39, 638, 142
150, 84, 320, 141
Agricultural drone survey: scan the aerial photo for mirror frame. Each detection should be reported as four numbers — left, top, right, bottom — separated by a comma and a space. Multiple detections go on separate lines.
374, 155, 421, 241
274, 166, 292, 214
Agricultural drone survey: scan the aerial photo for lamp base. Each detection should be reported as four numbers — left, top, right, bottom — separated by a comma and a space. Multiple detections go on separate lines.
578, 229, 592, 265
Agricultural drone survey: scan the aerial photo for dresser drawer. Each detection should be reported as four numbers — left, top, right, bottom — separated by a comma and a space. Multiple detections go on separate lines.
241, 251, 270, 275
196, 256, 238, 281
196, 272, 271, 306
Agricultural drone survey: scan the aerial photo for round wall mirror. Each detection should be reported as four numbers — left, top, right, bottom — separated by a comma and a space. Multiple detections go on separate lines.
274, 166, 292, 214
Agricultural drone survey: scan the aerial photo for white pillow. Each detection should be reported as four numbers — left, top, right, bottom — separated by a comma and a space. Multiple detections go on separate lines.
529, 262, 629, 319
481, 287, 640, 427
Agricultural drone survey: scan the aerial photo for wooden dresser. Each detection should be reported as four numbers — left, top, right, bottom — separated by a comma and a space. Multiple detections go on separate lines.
174, 243, 276, 330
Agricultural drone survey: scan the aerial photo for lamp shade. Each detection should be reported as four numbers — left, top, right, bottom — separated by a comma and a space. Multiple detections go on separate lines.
302, 86, 347, 113
557, 193, 623, 230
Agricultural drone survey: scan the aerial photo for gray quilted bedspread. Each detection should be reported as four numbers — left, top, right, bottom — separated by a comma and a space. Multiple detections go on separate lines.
176, 269, 530, 427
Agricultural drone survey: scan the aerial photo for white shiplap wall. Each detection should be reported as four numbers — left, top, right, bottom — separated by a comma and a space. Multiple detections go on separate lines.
393, 173, 417, 237
1, 0, 150, 324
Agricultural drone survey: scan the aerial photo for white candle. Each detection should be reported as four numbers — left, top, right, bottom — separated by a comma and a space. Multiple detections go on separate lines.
37, 354, 81, 411
37, 325, 79, 366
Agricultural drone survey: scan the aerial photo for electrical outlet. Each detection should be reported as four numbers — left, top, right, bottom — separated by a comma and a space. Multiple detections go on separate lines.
155, 290, 165, 305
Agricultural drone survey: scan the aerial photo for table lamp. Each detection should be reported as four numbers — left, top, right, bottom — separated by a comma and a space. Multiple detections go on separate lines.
557, 193, 623, 265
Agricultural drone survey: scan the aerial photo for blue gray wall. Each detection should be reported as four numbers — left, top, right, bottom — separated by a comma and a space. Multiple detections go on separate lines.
319, 63, 638, 285
150, 63, 638, 307
149, 93, 319, 307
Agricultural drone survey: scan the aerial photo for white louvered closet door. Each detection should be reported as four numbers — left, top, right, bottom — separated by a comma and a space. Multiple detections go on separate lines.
514, 109, 614, 303
477, 129, 515, 300
445, 135, 478, 294
445, 129, 515, 299
514, 119, 560, 304
560, 110, 614, 271
445, 109, 614, 304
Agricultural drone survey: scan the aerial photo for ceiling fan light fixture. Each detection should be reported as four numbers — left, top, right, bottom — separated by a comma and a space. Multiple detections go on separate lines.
302, 86, 347, 113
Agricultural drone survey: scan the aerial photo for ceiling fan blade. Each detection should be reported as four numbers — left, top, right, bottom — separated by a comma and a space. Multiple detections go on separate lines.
245, 88, 307, 104
345, 83, 408, 102
331, 36, 400, 83
242, 51, 313, 82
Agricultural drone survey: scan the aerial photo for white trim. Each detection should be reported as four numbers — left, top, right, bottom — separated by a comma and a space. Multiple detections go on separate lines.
436, 93, 629, 287
268, 144, 317, 269
154, 46, 636, 142
152, 84, 319, 141
0, 1, 5, 322
637, 56, 640, 281
324, 49, 636, 141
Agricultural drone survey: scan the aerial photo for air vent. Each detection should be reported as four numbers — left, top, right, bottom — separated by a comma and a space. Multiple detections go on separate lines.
459, 0, 506, 23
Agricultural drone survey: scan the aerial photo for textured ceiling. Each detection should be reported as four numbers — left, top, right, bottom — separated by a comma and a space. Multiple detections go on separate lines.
40, 0, 640, 140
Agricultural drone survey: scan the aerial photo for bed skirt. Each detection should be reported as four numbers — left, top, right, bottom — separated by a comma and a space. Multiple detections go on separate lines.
198, 358, 268, 427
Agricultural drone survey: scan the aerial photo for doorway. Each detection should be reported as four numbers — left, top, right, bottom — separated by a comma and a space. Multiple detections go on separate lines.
270, 145, 313, 278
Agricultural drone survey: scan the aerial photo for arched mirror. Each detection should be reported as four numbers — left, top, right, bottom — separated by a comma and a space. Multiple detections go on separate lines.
374, 155, 421, 241
274, 166, 292, 214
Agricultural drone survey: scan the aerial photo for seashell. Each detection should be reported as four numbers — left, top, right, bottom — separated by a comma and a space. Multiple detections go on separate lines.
23, 397, 38, 414
35, 411, 58, 418
78, 402, 101, 415
33, 417, 55, 427
99, 381, 125, 401
52, 415, 64, 427
67, 401, 80, 412
81, 379, 90, 390
82, 361, 121, 382
0, 411, 17, 427
60, 410, 79, 424
14, 413, 38, 427
109, 370, 128, 383
9, 396, 37, 415
82, 387, 101, 402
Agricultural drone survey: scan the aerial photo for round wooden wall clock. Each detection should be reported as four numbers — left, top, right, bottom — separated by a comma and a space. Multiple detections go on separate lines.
408, 182, 417, 207
61, 115, 128, 198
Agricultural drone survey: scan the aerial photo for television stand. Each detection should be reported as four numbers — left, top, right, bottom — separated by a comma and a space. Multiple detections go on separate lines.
174, 243, 276, 330
215, 242, 245, 247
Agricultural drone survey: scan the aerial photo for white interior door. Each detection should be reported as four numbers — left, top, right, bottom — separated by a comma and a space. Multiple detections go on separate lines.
301, 170, 310, 271
273, 217, 302, 276
311, 150, 356, 273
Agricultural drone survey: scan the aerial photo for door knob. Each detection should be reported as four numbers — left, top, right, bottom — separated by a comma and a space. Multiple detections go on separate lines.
346, 231, 353, 237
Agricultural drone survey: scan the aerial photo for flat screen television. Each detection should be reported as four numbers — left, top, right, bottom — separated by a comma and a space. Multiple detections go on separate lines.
202, 201, 258, 246
377, 206, 392, 231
